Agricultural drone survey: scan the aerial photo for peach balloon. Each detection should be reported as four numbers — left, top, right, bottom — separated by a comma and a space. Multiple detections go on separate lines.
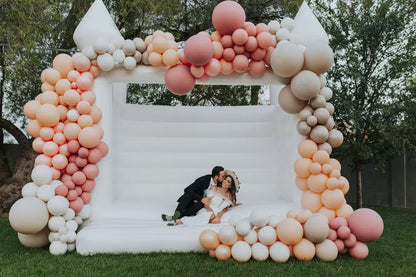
51, 167, 61, 180
212, 41, 223, 59
296, 209, 313, 224
81, 91, 96, 105
59, 144, 70, 156
76, 100, 91, 115
215, 244, 231, 261
41, 82, 55, 93
55, 79, 71, 96
307, 173, 327, 193
78, 127, 101, 148
36, 104, 60, 127
199, 229, 220, 250
223, 48, 235, 62
53, 54, 74, 78
301, 190, 322, 212
24, 100, 41, 120
184, 35, 214, 66
295, 176, 308, 191
178, 50, 191, 65
204, 58, 221, 76
72, 53, 91, 72
339, 176, 350, 194
322, 163, 333, 175
35, 154, 52, 167
336, 203, 353, 220
211, 31, 222, 42
93, 124, 104, 139
190, 65, 205, 79
63, 123, 81, 140
63, 89, 81, 107
232, 55, 249, 73
298, 140, 318, 159
44, 68, 61, 85
32, 137, 45, 153
78, 115, 94, 128
293, 238, 315, 261
165, 64, 195, 95
220, 59, 234, 75
39, 127, 54, 141
257, 32, 273, 49
52, 154, 68, 170
162, 49, 179, 67
152, 36, 169, 54
76, 75, 92, 91
312, 150, 330, 165
148, 52, 163, 66
89, 105, 103, 124
294, 158, 313, 178
212, 1, 245, 35
248, 60, 266, 76
256, 23, 269, 34
89, 65, 100, 78
42, 141, 59, 157
39, 91, 59, 106
27, 120, 41, 138
309, 162, 322, 175
321, 189, 344, 209
286, 209, 299, 219
276, 218, 303, 245
319, 207, 336, 221
330, 169, 341, 179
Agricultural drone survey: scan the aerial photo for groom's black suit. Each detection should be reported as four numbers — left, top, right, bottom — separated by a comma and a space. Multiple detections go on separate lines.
176, 174, 211, 218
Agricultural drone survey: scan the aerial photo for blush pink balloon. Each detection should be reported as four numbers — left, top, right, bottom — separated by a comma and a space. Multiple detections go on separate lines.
83, 164, 99, 179
43, 141, 59, 157
343, 233, 357, 248
80, 192, 91, 204
256, 23, 269, 35
89, 65, 100, 78
212, 1, 246, 35
334, 239, 345, 252
329, 217, 348, 230
233, 45, 245, 55
52, 154, 68, 170
348, 208, 384, 242
244, 36, 257, 52
39, 127, 55, 141
165, 64, 195, 95
67, 140, 80, 154
96, 141, 109, 157
327, 229, 337, 241
55, 184, 69, 197
204, 58, 221, 76
75, 157, 88, 168
264, 46, 275, 66
35, 154, 52, 167
232, 55, 249, 73
65, 163, 79, 175
337, 225, 351, 240
69, 197, 84, 213
67, 70, 81, 82
32, 137, 45, 153
78, 147, 89, 158
248, 60, 266, 76
243, 22, 256, 36
349, 242, 369, 259
221, 35, 234, 48
61, 174, 72, 183
251, 48, 266, 61
190, 65, 205, 79
88, 148, 103, 164
257, 32, 273, 49
64, 180, 75, 190
76, 75, 92, 91
184, 35, 214, 66
67, 189, 78, 201
53, 132, 66, 145
220, 59, 234, 75
72, 171, 86, 185
68, 154, 77, 163
75, 186, 83, 196
232, 29, 248, 45
223, 48, 236, 62
59, 144, 70, 157
82, 179, 96, 192
81, 71, 94, 82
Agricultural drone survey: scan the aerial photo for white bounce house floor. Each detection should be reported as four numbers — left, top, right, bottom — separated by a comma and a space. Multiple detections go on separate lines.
76, 76, 302, 254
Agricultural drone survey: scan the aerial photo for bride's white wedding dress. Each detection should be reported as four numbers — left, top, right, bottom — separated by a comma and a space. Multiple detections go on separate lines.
179, 189, 233, 225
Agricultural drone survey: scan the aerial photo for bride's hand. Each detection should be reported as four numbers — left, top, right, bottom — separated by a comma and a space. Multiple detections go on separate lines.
235, 203, 242, 206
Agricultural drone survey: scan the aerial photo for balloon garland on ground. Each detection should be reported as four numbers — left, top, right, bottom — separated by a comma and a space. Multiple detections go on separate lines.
8, 0, 384, 257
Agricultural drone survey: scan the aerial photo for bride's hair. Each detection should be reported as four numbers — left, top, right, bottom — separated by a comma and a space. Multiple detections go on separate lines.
224, 175, 237, 205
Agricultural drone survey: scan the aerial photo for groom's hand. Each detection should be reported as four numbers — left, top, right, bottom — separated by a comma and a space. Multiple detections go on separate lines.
201, 197, 212, 209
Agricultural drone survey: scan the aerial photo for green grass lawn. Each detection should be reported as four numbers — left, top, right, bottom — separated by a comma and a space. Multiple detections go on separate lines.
1, 207, 415, 277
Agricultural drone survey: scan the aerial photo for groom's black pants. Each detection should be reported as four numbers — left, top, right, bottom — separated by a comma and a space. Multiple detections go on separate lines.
176, 192, 204, 218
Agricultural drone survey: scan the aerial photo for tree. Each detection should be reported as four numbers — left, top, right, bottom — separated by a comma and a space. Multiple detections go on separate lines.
311, 0, 416, 207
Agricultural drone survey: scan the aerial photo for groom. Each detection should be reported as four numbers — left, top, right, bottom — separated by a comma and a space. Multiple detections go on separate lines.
161, 166, 225, 222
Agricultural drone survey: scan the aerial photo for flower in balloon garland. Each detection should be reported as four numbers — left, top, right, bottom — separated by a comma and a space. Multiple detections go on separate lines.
145, 30, 179, 67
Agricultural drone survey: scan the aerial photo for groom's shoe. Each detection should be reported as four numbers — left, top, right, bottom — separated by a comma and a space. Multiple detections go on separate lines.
161, 211, 181, 221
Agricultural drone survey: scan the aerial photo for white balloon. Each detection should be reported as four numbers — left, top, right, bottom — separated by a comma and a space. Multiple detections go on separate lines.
218, 226, 238, 246
133, 51, 142, 63
250, 209, 269, 227
244, 230, 258, 245
48, 232, 57, 243
268, 215, 282, 228
228, 214, 242, 226
113, 49, 126, 63
63, 208, 76, 221
58, 226, 68, 235
59, 234, 68, 243
123, 39, 136, 56
270, 242, 290, 263
67, 243, 76, 252
82, 45, 97, 60
66, 230, 77, 244
97, 53, 114, 71
47, 196, 69, 216
235, 220, 251, 236
49, 241, 67, 255
251, 242, 269, 261
22, 182, 38, 197
281, 18, 295, 31
65, 220, 79, 232
48, 216, 66, 232
93, 38, 108, 54
50, 180, 63, 190
231, 241, 251, 262
74, 216, 83, 225
113, 36, 125, 50
123, 57, 137, 71
67, 109, 80, 122
134, 37, 146, 52
31, 165, 53, 186
258, 226, 277, 245
268, 20, 280, 34
37, 185, 55, 202
107, 43, 116, 54
276, 28, 290, 41
77, 204, 92, 220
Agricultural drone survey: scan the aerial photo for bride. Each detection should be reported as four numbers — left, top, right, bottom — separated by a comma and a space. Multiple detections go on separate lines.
175, 170, 240, 225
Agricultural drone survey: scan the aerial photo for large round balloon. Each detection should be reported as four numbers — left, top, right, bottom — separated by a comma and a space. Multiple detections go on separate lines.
165, 64, 196, 95
212, 1, 246, 35
9, 197, 49, 234
183, 35, 214, 66
348, 208, 384, 242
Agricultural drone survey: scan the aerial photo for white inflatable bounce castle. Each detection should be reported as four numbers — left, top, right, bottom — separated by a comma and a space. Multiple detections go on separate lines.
10, 0, 385, 261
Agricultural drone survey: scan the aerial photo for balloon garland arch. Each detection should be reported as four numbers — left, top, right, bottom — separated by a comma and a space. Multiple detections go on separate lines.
8, 0, 383, 258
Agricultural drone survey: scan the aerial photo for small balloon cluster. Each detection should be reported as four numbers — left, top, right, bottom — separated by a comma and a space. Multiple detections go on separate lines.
200, 208, 383, 262
83, 36, 148, 71
10, 53, 108, 254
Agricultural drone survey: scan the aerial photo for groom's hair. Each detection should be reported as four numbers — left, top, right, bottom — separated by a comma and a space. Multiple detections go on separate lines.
211, 166, 224, 178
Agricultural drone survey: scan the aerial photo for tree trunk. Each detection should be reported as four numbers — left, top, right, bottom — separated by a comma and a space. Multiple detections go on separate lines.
0, 45, 11, 182
356, 161, 363, 208
0, 118, 37, 213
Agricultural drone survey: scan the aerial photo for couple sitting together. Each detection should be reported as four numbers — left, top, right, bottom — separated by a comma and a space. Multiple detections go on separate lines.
161, 166, 241, 226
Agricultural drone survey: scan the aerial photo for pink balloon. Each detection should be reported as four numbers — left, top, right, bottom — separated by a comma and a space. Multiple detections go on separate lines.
42, 141, 59, 157
67, 70, 80, 82
204, 58, 221, 76
337, 225, 351, 240
233, 45, 245, 55
223, 48, 236, 62
165, 64, 195, 95
32, 137, 45, 153
184, 35, 214, 66
64, 180, 75, 190
65, 163, 78, 175
81, 71, 94, 82
83, 164, 99, 179
251, 47, 266, 61
35, 154, 52, 167
68, 154, 77, 163
190, 65, 205, 79
55, 184, 68, 197
244, 36, 257, 52
52, 154, 68, 170
67, 140, 80, 154
344, 233, 357, 248
329, 217, 348, 230
67, 189, 78, 201
89, 65, 100, 78
243, 22, 256, 36
221, 35, 234, 48
75, 157, 88, 168
334, 239, 345, 252
78, 147, 89, 158
73, 53, 91, 72
82, 179, 96, 192
72, 171, 86, 185
96, 141, 109, 157
80, 192, 91, 204
327, 229, 337, 241
232, 29, 248, 45
248, 60, 266, 76
75, 186, 83, 196
76, 75, 92, 91
53, 132, 66, 145
257, 32, 273, 49
69, 197, 84, 213
212, 1, 246, 35
88, 148, 103, 164
349, 242, 369, 259
348, 208, 384, 242
256, 23, 269, 35
264, 46, 275, 66
61, 174, 72, 183
197, 74, 210, 83
232, 55, 249, 73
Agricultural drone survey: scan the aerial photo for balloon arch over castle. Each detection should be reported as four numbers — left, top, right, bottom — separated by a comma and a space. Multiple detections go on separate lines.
9, 0, 383, 261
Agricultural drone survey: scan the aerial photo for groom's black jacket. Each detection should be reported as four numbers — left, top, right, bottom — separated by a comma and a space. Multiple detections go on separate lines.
177, 174, 211, 202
